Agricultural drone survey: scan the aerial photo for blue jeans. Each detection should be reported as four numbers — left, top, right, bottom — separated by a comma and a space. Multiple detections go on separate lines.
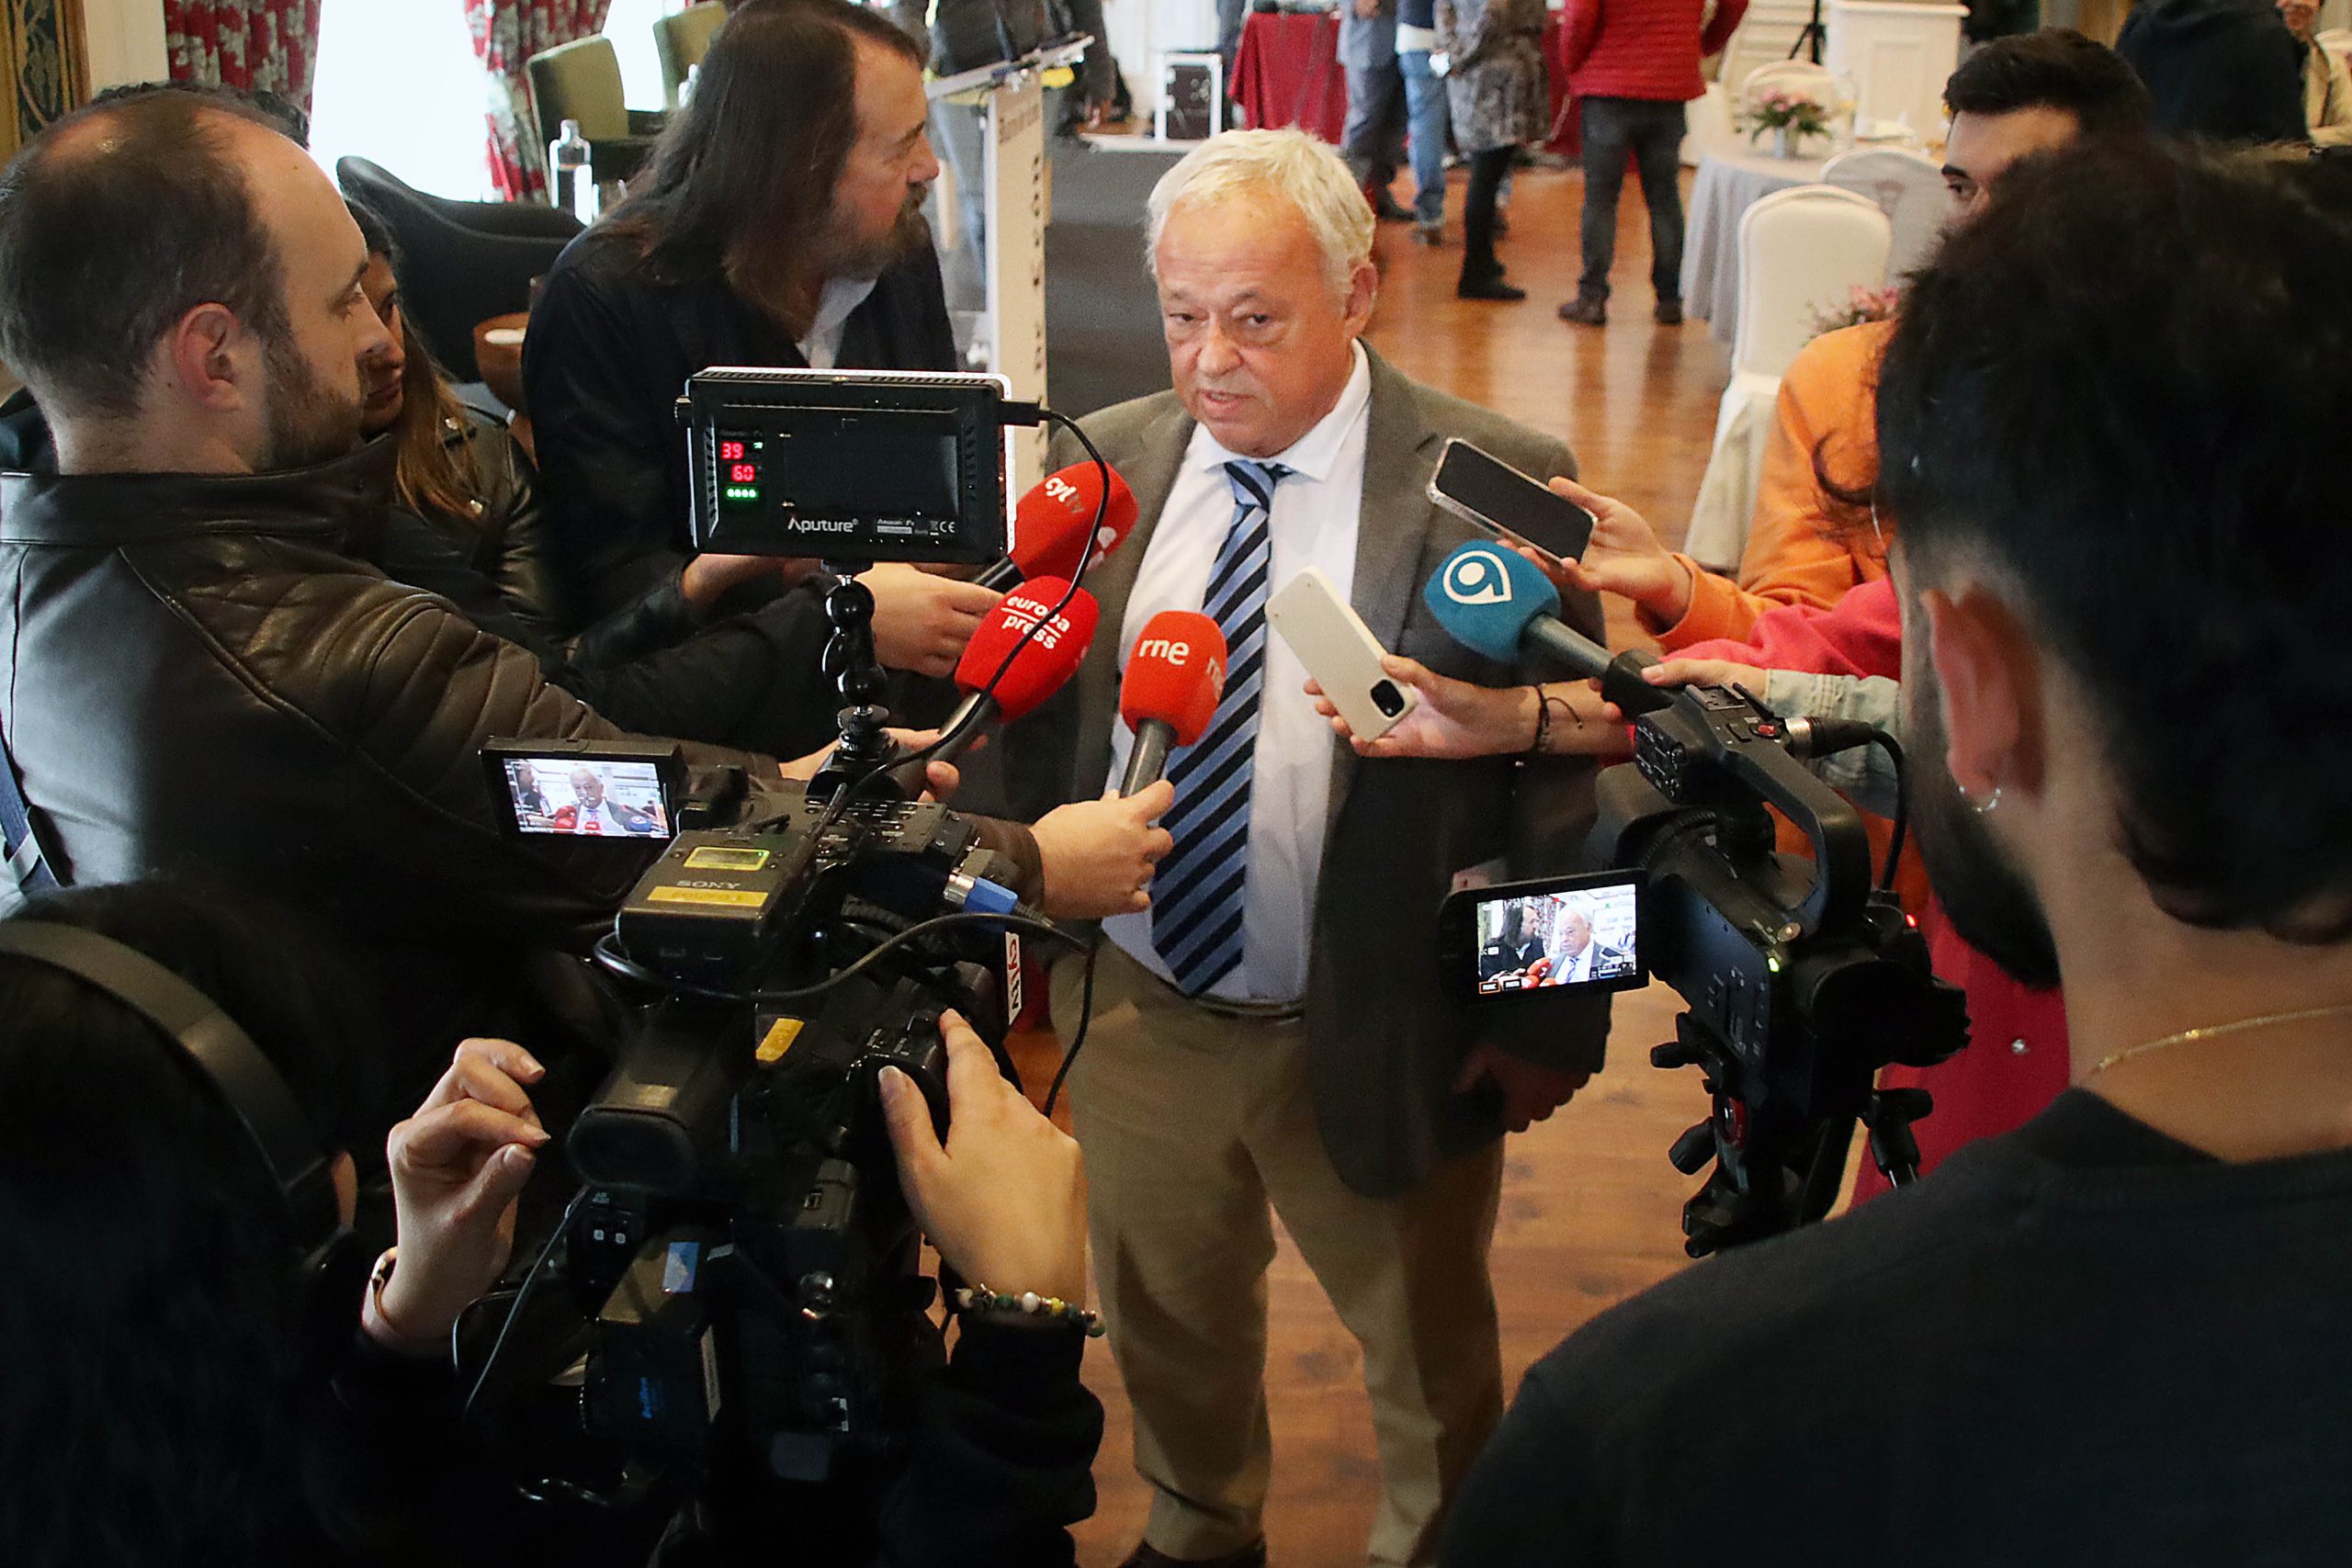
1397, 50, 1448, 226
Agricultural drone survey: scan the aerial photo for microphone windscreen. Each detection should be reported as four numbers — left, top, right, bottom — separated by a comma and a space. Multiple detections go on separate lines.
1119, 611, 1229, 747
1420, 542, 1564, 663
1012, 463, 1141, 581
953, 577, 1101, 722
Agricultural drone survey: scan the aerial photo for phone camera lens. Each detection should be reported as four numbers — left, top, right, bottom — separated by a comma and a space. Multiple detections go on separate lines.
1372, 680, 1405, 717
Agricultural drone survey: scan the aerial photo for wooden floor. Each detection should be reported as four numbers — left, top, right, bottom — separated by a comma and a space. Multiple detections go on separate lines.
1012, 159, 1730, 1568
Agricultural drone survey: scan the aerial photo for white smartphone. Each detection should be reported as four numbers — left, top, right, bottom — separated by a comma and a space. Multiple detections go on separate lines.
1266, 568, 1419, 741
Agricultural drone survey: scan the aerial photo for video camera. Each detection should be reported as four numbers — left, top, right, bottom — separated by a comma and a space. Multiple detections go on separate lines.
464, 373, 1105, 1531
1423, 541, 1968, 1258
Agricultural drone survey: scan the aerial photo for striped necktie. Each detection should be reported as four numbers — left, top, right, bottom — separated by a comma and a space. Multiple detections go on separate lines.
1151, 459, 1289, 997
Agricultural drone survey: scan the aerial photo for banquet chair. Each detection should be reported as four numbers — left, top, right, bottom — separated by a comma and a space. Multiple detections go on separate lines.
1743, 60, 1838, 107
1688, 184, 1891, 569
2319, 26, 2352, 63
1823, 145, 1953, 278
655, 3, 727, 107
526, 36, 663, 190
336, 158, 582, 383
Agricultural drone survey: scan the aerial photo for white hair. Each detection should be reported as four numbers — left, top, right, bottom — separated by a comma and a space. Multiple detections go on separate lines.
1145, 128, 1375, 301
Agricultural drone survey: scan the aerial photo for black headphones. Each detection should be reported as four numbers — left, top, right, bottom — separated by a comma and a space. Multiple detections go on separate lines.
0, 920, 365, 1332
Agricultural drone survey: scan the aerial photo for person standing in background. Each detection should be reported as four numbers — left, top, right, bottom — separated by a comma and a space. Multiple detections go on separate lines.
1344, 0, 1417, 220
1442, 0, 1550, 298
1396, 0, 1453, 244
1556, 0, 1749, 327
2116, 0, 2307, 144
2278, 0, 2352, 143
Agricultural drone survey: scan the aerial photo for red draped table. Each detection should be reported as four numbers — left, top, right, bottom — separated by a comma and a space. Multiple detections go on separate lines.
1232, 11, 1349, 142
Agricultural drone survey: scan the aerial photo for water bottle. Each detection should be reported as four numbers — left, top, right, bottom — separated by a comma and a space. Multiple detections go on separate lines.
548, 118, 596, 225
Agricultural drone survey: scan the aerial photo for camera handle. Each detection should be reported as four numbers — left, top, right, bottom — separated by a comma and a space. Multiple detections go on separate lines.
811, 564, 903, 804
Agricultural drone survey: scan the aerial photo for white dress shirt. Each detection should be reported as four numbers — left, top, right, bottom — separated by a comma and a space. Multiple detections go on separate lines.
797, 276, 879, 370
1101, 343, 1374, 1003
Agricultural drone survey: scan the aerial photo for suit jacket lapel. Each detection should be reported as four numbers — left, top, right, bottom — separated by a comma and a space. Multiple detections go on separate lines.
1329, 347, 1442, 833
1071, 399, 1195, 798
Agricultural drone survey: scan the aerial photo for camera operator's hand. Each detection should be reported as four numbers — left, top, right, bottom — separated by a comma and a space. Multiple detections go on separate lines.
1642, 656, 1770, 695
1455, 1042, 1590, 1134
1307, 656, 1629, 760
862, 563, 1004, 679
368, 1038, 551, 1355
679, 552, 820, 617
879, 1010, 1088, 1307
1031, 782, 1176, 918
1536, 478, 1694, 627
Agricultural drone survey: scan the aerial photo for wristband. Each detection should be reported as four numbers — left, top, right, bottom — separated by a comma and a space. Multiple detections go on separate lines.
952, 1283, 1105, 1337
359, 1247, 441, 1357
1525, 685, 1551, 758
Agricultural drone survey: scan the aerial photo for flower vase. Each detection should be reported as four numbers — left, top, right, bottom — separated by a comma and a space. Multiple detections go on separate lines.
1771, 126, 1796, 159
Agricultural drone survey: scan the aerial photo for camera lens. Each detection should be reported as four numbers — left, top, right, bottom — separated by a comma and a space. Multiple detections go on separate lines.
1372, 680, 1405, 717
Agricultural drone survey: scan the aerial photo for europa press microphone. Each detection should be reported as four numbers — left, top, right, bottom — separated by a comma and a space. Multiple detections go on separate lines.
1118, 611, 1229, 795
975, 464, 1143, 591
890, 578, 1101, 793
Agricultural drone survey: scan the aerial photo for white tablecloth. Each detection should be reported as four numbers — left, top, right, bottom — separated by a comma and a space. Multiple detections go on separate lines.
1679, 145, 1828, 350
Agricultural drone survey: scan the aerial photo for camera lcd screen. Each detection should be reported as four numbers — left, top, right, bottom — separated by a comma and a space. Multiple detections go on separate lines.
722, 408, 961, 524
500, 757, 673, 839
1458, 873, 1645, 998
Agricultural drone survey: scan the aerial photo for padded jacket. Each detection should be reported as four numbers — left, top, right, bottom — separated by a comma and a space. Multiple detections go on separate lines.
0, 436, 774, 1099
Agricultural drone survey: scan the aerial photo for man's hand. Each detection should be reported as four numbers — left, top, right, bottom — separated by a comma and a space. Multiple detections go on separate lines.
1307, 655, 1630, 760
1454, 1042, 1590, 1134
1536, 477, 1694, 626
372, 1038, 551, 1352
1031, 781, 1176, 918
679, 553, 820, 617
1642, 657, 1770, 695
863, 562, 1003, 679
879, 1010, 1088, 1306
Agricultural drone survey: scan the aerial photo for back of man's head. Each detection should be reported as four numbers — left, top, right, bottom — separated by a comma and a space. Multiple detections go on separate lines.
1944, 28, 2154, 139
0, 92, 288, 423
1879, 141, 2352, 939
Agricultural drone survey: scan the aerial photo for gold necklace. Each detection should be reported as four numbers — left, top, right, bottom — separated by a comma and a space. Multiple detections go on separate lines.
2088, 1001, 2352, 1077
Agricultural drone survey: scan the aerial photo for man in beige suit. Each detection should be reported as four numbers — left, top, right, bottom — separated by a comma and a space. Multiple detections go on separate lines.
1005, 130, 1618, 1568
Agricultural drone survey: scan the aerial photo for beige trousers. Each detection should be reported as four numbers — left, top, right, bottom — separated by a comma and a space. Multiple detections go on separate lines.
1054, 944, 1506, 1567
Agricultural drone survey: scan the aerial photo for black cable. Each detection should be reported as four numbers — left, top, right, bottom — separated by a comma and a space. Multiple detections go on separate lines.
593, 910, 1088, 1007
834, 406, 1114, 813
1040, 933, 1101, 1118
459, 1184, 588, 1429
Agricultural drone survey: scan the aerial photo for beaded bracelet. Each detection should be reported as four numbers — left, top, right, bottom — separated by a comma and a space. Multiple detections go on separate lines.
953, 1284, 1105, 1337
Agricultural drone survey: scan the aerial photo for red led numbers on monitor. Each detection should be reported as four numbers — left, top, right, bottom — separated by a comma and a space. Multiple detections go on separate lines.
730, 463, 758, 482
719, 440, 746, 461
718, 436, 761, 504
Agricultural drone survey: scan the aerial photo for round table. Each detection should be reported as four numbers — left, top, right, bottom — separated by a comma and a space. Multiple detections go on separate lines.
1679, 143, 1829, 350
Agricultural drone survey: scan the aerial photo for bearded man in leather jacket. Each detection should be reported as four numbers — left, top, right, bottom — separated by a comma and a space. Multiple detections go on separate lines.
0, 92, 1174, 1119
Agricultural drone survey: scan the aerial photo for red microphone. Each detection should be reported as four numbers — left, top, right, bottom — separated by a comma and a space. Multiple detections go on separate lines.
898, 577, 1099, 786
1118, 611, 1228, 796
975, 463, 1141, 590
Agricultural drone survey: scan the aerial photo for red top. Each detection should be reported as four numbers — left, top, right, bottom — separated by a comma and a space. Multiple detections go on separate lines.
1560, 0, 1750, 102
1680, 576, 2072, 1199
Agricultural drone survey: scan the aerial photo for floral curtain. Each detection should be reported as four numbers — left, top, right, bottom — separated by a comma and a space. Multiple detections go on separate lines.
464, 0, 612, 201
3, 0, 89, 162
164, 0, 325, 118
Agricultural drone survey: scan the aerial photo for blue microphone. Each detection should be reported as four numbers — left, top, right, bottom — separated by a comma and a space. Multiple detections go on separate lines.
1421, 541, 1668, 714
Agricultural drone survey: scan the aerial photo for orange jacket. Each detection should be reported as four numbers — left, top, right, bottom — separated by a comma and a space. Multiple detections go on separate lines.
1650, 319, 1893, 650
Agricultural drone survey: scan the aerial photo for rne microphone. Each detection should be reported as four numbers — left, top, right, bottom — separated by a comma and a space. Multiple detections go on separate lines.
1118, 611, 1228, 795
974, 463, 1142, 591
1420, 543, 1669, 717
889, 578, 1099, 794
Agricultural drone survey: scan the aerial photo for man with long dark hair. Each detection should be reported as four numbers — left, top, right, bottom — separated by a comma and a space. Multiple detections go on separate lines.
525, 0, 1001, 664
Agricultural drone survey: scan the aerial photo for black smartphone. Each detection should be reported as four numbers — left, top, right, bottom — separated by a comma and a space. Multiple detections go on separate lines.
1427, 439, 1598, 564
1436, 870, 1647, 1002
